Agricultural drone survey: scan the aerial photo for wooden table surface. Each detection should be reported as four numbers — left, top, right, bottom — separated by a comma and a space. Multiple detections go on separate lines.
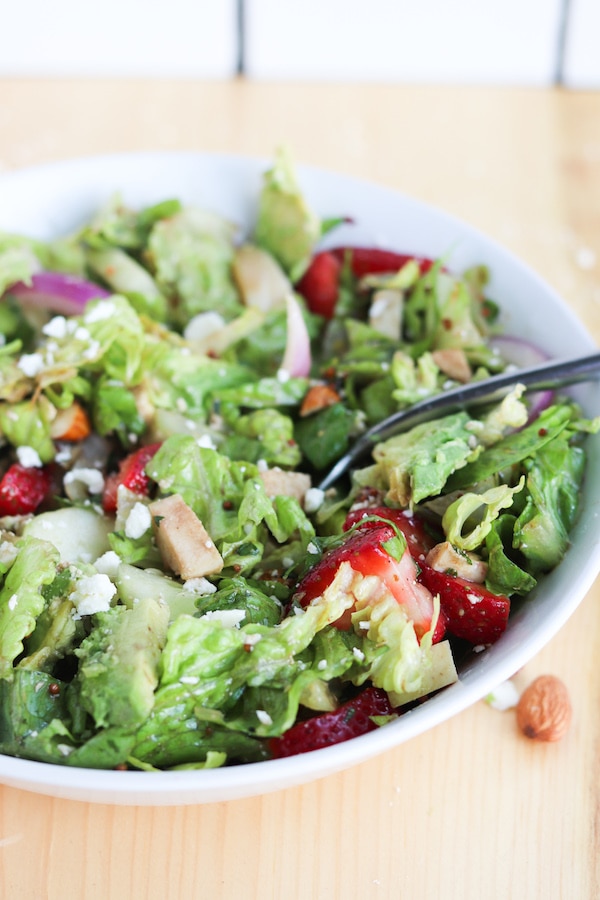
0, 80, 599, 900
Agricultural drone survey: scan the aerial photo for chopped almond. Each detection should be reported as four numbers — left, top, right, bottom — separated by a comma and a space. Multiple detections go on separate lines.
300, 384, 340, 417
50, 402, 91, 442
149, 493, 223, 580
259, 468, 311, 504
425, 540, 488, 583
431, 348, 472, 384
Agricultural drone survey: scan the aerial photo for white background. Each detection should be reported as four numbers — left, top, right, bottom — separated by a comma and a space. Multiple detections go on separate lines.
0, 0, 598, 87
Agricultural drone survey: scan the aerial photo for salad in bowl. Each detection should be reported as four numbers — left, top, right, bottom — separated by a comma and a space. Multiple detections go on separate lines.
0, 149, 597, 795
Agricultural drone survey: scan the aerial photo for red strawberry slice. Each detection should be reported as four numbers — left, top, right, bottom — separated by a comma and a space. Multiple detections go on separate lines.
294, 522, 444, 640
343, 506, 440, 562
102, 442, 162, 513
329, 247, 434, 279
295, 251, 341, 319
269, 686, 395, 758
418, 563, 510, 645
0, 463, 53, 516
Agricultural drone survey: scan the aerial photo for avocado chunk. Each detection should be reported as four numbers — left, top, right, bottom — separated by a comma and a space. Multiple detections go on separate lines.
75, 597, 169, 729
116, 563, 199, 621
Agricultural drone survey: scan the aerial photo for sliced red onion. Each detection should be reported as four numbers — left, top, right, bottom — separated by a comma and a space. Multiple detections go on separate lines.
5, 271, 111, 316
490, 334, 554, 420
280, 293, 311, 378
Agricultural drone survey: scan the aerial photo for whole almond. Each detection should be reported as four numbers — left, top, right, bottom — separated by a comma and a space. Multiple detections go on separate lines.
516, 675, 572, 742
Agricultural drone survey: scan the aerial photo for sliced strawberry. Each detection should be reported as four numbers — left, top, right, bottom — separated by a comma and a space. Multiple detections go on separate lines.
343, 506, 440, 562
294, 522, 443, 640
0, 463, 53, 516
418, 563, 510, 645
329, 247, 434, 279
102, 442, 162, 513
295, 251, 341, 319
269, 686, 395, 758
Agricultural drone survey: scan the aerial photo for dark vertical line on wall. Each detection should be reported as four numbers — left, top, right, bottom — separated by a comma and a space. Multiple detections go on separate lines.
237, 0, 246, 75
555, 0, 572, 85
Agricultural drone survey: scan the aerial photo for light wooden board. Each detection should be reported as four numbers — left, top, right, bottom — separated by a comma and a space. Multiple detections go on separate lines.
0, 81, 599, 900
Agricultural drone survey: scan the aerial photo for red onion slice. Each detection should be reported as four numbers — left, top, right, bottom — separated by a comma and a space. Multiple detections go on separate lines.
5, 271, 111, 316
280, 293, 311, 378
490, 334, 554, 420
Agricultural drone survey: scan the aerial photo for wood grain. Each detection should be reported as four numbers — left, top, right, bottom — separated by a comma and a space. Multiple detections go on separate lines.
0, 81, 599, 900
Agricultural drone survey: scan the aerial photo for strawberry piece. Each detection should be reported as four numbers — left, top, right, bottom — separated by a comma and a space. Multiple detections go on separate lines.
102, 442, 162, 513
329, 247, 434, 279
343, 506, 440, 561
295, 251, 341, 319
418, 563, 510, 645
269, 686, 394, 758
294, 522, 443, 640
0, 464, 52, 516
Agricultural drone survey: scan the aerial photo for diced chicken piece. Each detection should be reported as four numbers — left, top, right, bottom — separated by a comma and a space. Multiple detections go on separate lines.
431, 348, 472, 384
232, 244, 291, 312
149, 493, 224, 580
259, 468, 311, 505
425, 540, 488, 583
368, 288, 403, 340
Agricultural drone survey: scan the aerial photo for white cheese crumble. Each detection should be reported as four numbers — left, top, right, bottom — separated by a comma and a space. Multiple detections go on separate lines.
276, 368, 290, 382
70, 573, 116, 618
124, 502, 152, 539
306, 541, 319, 555
304, 487, 325, 513
317, 659, 328, 671
17, 353, 44, 377
183, 577, 217, 596
64, 467, 105, 500
256, 458, 269, 472
93, 550, 122, 578
200, 609, 246, 628
16, 445, 43, 468
485, 679, 520, 711
42, 316, 68, 339
352, 646, 366, 662
256, 709, 273, 726
84, 300, 116, 323
196, 434, 216, 450
0, 542, 18, 567
7, 594, 17, 611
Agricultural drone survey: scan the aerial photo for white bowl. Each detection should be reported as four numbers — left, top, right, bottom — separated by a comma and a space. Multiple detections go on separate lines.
0, 152, 598, 806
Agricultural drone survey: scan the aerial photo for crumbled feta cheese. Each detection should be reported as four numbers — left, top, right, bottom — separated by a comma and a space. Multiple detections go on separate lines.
93, 550, 122, 578
7, 594, 17, 611
0, 541, 18, 567
42, 316, 68, 339
124, 502, 152, 539
485, 679, 520, 711
200, 609, 246, 628
306, 541, 319, 555
352, 646, 366, 662
303, 487, 325, 513
256, 709, 273, 726
196, 434, 216, 450
317, 659, 328, 671
16, 445, 43, 468
256, 458, 268, 472
70, 573, 116, 618
84, 300, 116, 323
64, 467, 105, 501
17, 353, 44, 377
183, 577, 217, 596
243, 633, 262, 648
74, 326, 91, 342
